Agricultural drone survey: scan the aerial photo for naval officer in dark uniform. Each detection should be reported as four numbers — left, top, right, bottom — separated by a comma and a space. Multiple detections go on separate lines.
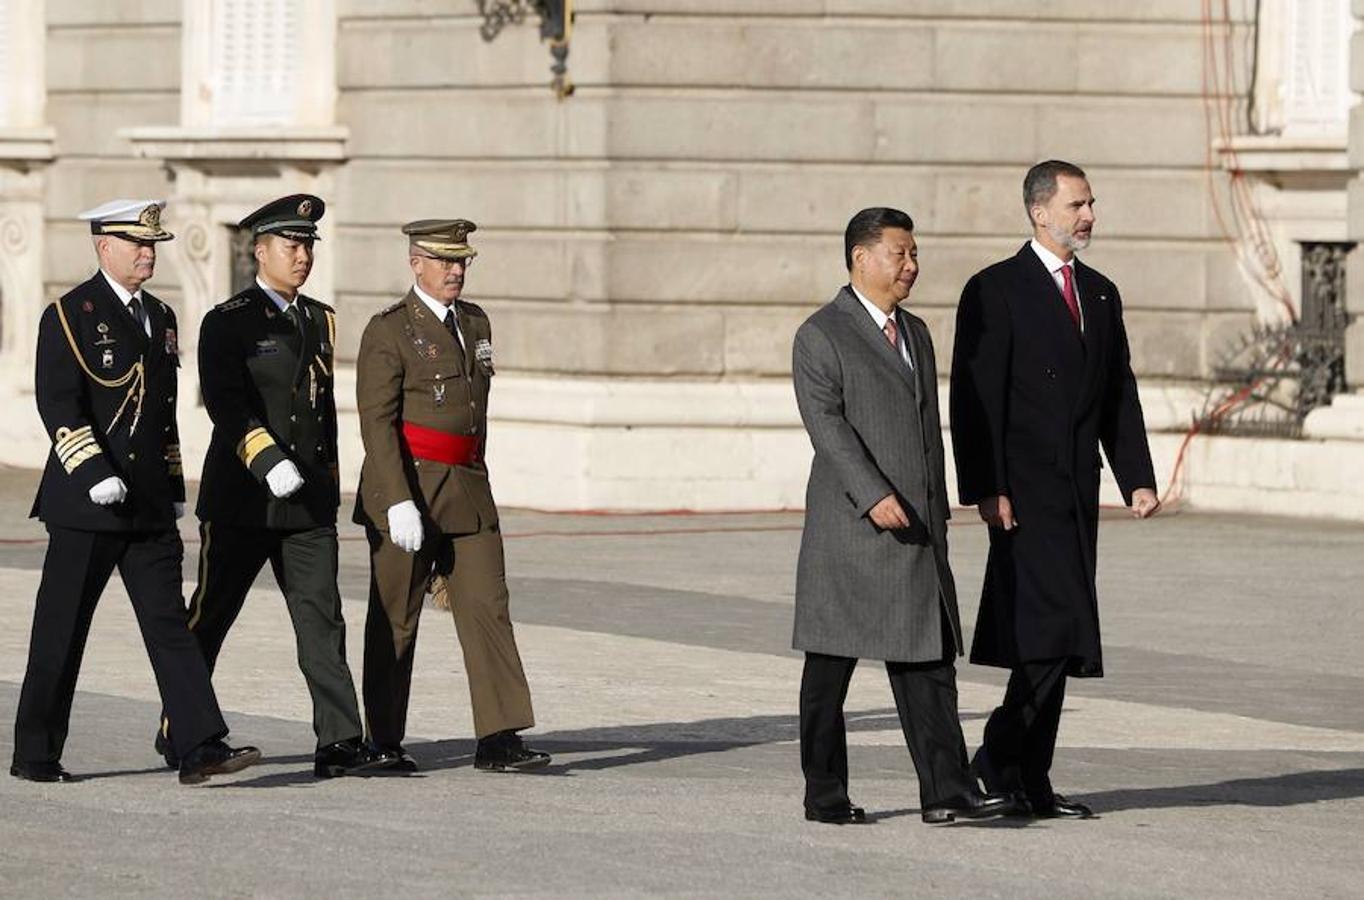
355, 219, 549, 773
161, 195, 388, 778
12, 199, 259, 785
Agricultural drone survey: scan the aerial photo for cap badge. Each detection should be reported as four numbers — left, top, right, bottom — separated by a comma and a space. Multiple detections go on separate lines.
298, 199, 314, 217
139, 205, 161, 228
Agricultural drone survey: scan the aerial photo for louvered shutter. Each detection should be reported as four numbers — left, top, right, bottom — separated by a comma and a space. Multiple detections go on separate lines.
1281, 0, 1354, 134
209, 0, 299, 125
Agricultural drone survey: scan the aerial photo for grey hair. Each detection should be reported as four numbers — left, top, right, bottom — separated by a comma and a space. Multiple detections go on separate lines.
1023, 160, 1087, 219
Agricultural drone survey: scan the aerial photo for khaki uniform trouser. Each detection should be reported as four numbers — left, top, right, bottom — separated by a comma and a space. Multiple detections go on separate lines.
361, 525, 535, 744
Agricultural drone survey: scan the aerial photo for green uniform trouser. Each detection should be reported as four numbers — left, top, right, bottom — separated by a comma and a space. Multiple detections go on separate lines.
181, 522, 364, 749
362, 526, 534, 746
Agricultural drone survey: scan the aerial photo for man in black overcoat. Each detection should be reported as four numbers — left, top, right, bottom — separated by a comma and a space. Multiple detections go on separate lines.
949, 161, 1161, 818
12, 199, 259, 785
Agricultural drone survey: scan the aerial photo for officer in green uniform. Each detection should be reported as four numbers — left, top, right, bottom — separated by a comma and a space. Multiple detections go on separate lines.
161, 194, 390, 778
355, 219, 549, 773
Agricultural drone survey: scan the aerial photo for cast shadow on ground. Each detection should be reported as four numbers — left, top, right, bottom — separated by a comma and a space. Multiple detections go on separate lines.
214, 707, 981, 787
1079, 767, 1364, 813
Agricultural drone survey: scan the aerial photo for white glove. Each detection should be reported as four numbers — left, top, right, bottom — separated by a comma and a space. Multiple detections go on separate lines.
174, 502, 186, 520
265, 459, 304, 498
386, 500, 424, 553
88, 476, 128, 506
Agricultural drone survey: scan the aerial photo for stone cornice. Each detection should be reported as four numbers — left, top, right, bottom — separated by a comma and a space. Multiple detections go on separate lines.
1215, 134, 1350, 182
119, 126, 349, 172
0, 128, 56, 168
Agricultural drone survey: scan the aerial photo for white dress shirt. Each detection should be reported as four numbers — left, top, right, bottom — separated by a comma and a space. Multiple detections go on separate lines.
1029, 239, 1085, 332
100, 269, 151, 337
413, 283, 465, 351
256, 276, 303, 319
850, 284, 914, 370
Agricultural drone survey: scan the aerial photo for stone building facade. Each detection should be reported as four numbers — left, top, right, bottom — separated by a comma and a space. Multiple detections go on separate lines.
2, 0, 1361, 517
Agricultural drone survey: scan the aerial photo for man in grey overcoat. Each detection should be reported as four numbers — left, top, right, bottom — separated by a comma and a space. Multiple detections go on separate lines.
791, 207, 1012, 826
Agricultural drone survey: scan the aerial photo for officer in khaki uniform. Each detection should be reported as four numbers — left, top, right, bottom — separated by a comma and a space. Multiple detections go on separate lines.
162, 195, 389, 779
355, 219, 549, 772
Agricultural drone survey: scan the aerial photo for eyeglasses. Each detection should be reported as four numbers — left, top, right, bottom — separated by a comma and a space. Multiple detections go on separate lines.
417, 255, 473, 270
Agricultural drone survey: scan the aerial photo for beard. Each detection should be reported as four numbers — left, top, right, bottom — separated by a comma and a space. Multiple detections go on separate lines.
1047, 221, 1091, 253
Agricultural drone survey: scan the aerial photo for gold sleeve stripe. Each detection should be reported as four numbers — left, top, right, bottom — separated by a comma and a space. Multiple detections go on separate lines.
61, 444, 103, 474
56, 434, 99, 465
237, 427, 276, 467
54, 425, 94, 454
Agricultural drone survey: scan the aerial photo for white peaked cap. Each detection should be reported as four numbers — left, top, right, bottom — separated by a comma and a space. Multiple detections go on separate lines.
77, 199, 167, 222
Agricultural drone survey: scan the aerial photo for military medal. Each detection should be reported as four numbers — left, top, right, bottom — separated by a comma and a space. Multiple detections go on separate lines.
95, 322, 116, 346
164, 327, 178, 356
101, 348, 114, 369
475, 338, 494, 371
433, 383, 446, 406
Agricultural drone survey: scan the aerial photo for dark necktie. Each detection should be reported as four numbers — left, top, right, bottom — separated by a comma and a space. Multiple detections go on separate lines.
1059, 265, 1081, 329
285, 303, 304, 334
127, 295, 146, 334
443, 308, 466, 366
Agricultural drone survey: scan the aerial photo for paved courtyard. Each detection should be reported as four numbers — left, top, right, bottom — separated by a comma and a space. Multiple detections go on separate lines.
0, 465, 1361, 897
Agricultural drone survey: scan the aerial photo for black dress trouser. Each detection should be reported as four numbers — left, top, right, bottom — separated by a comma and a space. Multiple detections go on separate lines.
799, 627, 974, 812
979, 657, 1069, 804
13, 526, 227, 766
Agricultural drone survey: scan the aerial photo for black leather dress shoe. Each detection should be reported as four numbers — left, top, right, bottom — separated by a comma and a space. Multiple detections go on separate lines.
922, 789, 1016, 824
314, 740, 395, 779
374, 745, 419, 773
804, 804, 867, 825
474, 730, 551, 772
153, 728, 179, 769
10, 761, 75, 783
1031, 794, 1093, 819
178, 739, 261, 785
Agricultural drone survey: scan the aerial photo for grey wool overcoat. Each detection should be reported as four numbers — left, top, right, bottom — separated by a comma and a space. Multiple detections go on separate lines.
792, 287, 962, 663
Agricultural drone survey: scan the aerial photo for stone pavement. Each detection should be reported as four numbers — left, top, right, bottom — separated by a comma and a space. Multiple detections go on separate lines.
0, 465, 1360, 898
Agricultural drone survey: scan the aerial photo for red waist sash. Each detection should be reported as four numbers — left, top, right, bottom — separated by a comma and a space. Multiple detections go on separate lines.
400, 421, 481, 466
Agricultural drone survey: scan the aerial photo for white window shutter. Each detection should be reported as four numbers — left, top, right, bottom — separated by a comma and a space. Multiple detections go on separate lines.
1281, 0, 1354, 134
210, 0, 299, 126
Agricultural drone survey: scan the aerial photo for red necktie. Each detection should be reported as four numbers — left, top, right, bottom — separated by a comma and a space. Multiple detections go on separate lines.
1059, 265, 1080, 329
882, 317, 897, 348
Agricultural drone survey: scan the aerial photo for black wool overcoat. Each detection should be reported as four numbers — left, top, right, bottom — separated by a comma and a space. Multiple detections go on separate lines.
949, 244, 1156, 677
